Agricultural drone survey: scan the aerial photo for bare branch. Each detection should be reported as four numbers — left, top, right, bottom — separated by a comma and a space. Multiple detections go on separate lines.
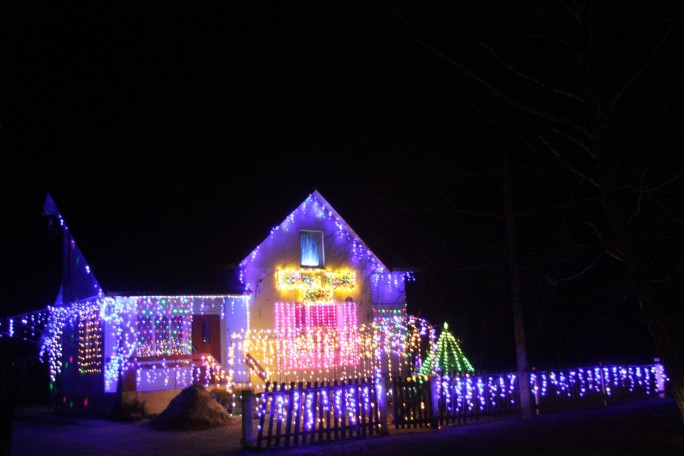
586, 221, 606, 244
647, 173, 684, 194
461, 22, 584, 103
549, 127, 593, 156
605, 248, 625, 263
616, 73, 684, 147
383, 1, 591, 137
527, 0, 582, 65
656, 200, 684, 226
587, 217, 626, 263
626, 183, 646, 227
548, 252, 605, 286
423, 65, 559, 163
605, 24, 674, 119
538, 135, 601, 189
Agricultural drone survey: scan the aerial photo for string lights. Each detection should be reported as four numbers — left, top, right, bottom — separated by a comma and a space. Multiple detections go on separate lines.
6, 294, 249, 394
243, 310, 437, 388
276, 268, 356, 303
255, 379, 379, 436
4, 191, 428, 407
434, 364, 664, 416
419, 322, 474, 376
239, 192, 414, 296
3, 297, 665, 421
78, 306, 103, 374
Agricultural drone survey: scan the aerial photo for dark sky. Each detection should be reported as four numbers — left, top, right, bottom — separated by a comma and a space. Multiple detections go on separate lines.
1, 4, 430, 282
3, 2, 679, 371
1, 2, 467, 301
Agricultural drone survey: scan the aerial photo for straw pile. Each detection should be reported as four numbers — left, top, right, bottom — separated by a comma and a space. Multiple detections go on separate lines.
149, 384, 239, 431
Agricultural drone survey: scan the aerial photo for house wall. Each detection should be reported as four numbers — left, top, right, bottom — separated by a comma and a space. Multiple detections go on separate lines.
101, 295, 250, 395
243, 213, 391, 332
45, 192, 414, 417
56, 318, 117, 417
190, 295, 250, 383
239, 194, 410, 384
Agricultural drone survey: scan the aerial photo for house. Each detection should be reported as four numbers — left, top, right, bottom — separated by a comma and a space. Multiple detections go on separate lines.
2, 190, 426, 417
234, 191, 415, 386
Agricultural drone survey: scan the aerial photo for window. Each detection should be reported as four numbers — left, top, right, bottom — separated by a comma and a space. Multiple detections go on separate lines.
300, 231, 324, 267
202, 320, 211, 343
136, 314, 189, 357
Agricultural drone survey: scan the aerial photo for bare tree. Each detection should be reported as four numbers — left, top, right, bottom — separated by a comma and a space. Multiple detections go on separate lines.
385, 0, 684, 422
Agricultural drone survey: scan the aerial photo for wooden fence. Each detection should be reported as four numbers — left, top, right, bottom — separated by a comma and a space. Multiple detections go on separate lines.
390, 375, 436, 429
241, 363, 666, 448
388, 373, 521, 429
241, 377, 387, 449
434, 372, 519, 427
388, 363, 665, 429
530, 364, 664, 414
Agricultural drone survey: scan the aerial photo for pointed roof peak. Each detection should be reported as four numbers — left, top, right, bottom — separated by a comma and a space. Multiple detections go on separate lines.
240, 189, 392, 274
40, 192, 103, 303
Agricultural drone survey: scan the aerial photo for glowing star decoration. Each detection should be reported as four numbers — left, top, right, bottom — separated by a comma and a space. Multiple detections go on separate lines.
276, 268, 356, 303
419, 322, 474, 376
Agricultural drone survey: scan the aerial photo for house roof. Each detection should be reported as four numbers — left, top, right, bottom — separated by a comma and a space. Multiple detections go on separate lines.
41, 190, 410, 301
239, 189, 391, 272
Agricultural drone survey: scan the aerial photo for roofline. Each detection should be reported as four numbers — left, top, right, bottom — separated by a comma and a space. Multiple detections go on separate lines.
310, 189, 390, 272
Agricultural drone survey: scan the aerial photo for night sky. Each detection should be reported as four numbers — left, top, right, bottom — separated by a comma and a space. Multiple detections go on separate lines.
2, 2, 682, 372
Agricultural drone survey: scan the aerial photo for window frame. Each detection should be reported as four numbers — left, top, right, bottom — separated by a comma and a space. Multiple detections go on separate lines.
300, 230, 325, 268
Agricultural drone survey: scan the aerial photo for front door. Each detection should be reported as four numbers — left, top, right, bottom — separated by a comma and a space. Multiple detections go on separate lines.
191, 314, 221, 362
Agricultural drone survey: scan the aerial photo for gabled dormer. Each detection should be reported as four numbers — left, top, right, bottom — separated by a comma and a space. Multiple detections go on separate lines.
238, 190, 410, 329
237, 190, 413, 383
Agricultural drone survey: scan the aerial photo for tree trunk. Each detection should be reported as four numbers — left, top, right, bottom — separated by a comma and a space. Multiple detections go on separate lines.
501, 141, 533, 418
640, 284, 684, 424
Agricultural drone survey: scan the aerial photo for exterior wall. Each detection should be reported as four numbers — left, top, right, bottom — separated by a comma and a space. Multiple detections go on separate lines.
190, 295, 250, 383
190, 296, 242, 368
47, 192, 411, 415
242, 207, 391, 333
239, 193, 409, 384
371, 273, 408, 307
56, 317, 116, 417
102, 295, 250, 395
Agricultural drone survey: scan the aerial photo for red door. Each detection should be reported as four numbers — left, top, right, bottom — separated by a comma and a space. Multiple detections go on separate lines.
192, 315, 221, 362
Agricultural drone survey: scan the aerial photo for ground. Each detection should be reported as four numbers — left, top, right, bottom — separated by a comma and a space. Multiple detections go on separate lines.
9, 398, 684, 455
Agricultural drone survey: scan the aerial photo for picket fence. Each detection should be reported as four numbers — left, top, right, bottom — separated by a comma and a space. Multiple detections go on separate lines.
240, 363, 667, 449
241, 377, 387, 449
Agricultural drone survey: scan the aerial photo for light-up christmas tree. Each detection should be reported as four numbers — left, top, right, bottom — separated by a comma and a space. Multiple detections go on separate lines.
419, 322, 474, 376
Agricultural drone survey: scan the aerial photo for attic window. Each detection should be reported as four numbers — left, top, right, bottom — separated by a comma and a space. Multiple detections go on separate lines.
300, 231, 324, 267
